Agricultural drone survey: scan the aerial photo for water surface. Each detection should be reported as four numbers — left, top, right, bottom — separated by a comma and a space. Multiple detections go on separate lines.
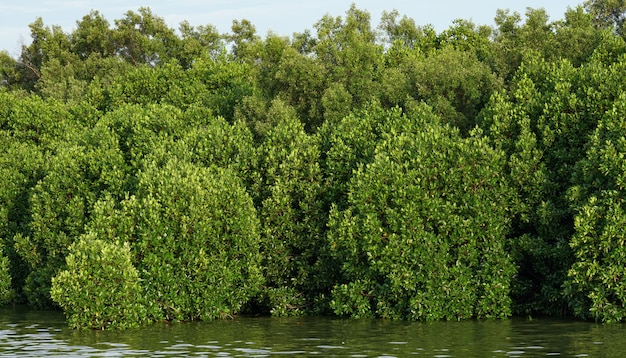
1, 305, 625, 356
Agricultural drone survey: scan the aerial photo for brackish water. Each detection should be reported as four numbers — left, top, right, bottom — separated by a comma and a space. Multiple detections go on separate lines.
1, 305, 626, 357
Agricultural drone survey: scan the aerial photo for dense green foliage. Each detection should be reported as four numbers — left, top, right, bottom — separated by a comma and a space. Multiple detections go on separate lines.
0, 246, 12, 304
251, 103, 328, 315
565, 95, 626, 322
128, 160, 263, 321
3, 1, 626, 327
51, 235, 152, 329
327, 112, 514, 320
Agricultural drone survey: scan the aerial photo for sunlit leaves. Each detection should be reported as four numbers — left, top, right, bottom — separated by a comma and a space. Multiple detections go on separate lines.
327, 108, 514, 320
51, 236, 151, 329
566, 96, 626, 322
129, 160, 263, 321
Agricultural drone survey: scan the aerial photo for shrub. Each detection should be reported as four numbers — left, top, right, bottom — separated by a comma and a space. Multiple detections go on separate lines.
146, 108, 259, 189
0, 246, 13, 305
125, 159, 263, 321
96, 103, 187, 173
565, 96, 626, 322
14, 126, 127, 308
0, 92, 77, 152
319, 104, 435, 211
328, 120, 515, 320
412, 46, 501, 134
0, 133, 44, 303
251, 103, 328, 315
481, 51, 626, 315
51, 234, 151, 329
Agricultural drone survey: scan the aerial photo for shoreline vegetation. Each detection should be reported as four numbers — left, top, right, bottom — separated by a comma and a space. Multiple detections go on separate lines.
2, 1, 626, 329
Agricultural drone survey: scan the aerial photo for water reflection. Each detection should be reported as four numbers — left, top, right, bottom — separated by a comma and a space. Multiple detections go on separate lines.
1, 305, 626, 357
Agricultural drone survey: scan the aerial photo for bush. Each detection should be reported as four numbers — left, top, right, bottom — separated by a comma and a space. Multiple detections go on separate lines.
328, 120, 515, 320
0, 133, 44, 303
146, 108, 259, 189
251, 103, 328, 315
0, 92, 77, 152
0, 246, 13, 305
412, 46, 501, 134
320, 104, 436, 211
565, 96, 626, 322
51, 234, 151, 329
122, 159, 263, 321
96, 103, 187, 173
481, 51, 626, 315
14, 126, 127, 308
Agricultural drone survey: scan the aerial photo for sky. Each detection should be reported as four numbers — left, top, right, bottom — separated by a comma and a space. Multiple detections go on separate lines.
1, 0, 583, 56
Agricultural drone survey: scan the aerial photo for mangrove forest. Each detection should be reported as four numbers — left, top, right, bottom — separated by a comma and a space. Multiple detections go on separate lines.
2, 0, 626, 329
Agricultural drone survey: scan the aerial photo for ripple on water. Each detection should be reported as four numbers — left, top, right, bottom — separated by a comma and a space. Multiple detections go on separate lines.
316, 345, 345, 349
88, 351, 127, 357
168, 343, 194, 349
0, 330, 16, 338
507, 350, 525, 355
99, 342, 129, 348
2, 313, 626, 357
152, 350, 191, 356
195, 344, 222, 349
233, 347, 272, 355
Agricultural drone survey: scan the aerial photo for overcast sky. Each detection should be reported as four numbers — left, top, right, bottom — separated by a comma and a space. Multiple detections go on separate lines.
1, 0, 582, 56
